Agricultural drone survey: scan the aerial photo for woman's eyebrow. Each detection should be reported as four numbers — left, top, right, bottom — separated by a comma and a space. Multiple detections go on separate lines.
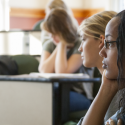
105, 34, 113, 38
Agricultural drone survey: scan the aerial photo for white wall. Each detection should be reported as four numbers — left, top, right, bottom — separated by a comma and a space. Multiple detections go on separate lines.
9, 0, 124, 12
9, 0, 106, 9
9, 0, 49, 9
64, 0, 106, 9
0, 0, 9, 30
105, 0, 124, 12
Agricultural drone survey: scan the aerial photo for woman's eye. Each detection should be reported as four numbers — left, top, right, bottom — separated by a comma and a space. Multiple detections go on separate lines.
107, 43, 111, 47
109, 43, 112, 46
82, 38, 86, 41
108, 42, 115, 48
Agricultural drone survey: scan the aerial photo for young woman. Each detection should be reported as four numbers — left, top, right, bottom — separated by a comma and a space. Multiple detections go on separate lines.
78, 10, 125, 125
40, 0, 78, 46
78, 11, 117, 74
78, 11, 117, 122
39, 8, 92, 112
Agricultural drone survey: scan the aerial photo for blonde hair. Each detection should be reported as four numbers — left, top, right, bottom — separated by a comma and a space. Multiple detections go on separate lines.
79, 11, 117, 39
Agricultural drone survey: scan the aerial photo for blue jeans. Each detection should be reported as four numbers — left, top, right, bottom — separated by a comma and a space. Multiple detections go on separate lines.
70, 91, 91, 112
54, 84, 91, 112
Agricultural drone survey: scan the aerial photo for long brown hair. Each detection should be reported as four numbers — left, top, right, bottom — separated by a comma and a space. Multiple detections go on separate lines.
45, 0, 78, 29
42, 8, 79, 44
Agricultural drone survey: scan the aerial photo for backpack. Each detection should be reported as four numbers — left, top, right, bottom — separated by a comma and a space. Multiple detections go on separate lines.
0, 56, 18, 75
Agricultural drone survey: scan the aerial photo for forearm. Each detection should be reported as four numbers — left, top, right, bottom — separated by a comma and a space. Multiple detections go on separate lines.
39, 48, 57, 73
55, 43, 68, 73
82, 83, 117, 125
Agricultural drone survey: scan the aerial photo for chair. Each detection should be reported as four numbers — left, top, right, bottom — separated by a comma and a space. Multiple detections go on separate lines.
10, 55, 39, 74
32, 19, 44, 31
64, 67, 101, 125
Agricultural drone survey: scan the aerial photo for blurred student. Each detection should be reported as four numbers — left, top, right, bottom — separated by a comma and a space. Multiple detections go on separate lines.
39, 8, 93, 112
78, 11, 117, 123
40, 0, 78, 45
78, 9, 125, 125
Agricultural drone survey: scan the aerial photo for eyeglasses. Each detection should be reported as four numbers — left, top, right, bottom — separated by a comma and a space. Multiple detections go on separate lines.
104, 39, 117, 49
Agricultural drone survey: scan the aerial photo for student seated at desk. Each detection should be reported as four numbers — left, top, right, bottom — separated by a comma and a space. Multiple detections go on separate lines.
41, 0, 78, 45
38, 8, 93, 112
77, 10, 125, 125
78, 11, 117, 123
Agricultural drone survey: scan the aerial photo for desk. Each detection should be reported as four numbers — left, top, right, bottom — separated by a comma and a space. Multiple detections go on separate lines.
0, 75, 101, 125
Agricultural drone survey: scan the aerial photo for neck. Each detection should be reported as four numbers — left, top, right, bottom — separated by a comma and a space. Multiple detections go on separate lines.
96, 58, 104, 75
97, 66, 103, 75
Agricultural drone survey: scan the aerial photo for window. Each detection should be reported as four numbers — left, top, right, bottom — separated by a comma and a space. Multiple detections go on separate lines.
0, 0, 9, 31
0, 31, 42, 55
106, 0, 125, 12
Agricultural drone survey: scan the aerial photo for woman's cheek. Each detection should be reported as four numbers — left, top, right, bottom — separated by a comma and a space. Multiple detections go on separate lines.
52, 39, 58, 45
54, 37, 60, 43
83, 43, 87, 55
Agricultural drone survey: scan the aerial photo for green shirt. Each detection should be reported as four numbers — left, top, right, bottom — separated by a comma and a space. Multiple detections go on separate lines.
42, 40, 81, 59
42, 40, 94, 99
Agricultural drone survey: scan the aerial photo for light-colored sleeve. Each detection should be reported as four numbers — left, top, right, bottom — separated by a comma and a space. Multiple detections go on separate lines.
105, 108, 125, 125
41, 30, 52, 45
105, 113, 117, 125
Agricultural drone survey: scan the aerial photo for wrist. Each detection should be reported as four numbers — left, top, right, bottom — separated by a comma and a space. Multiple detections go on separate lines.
101, 70, 118, 98
58, 42, 67, 48
99, 82, 117, 100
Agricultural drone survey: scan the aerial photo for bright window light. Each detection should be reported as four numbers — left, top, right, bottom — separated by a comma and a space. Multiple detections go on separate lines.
0, 31, 42, 55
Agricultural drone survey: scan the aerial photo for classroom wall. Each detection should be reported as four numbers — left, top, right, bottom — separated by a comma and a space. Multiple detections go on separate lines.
9, 0, 106, 30
64, 0, 106, 9
9, 0, 106, 9
9, 0, 49, 9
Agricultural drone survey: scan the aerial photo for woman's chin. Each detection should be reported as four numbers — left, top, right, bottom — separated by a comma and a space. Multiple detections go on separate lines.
83, 62, 92, 68
105, 71, 117, 80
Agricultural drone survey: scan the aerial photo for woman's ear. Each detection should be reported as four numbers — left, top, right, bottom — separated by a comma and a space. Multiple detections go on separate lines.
99, 35, 105, 50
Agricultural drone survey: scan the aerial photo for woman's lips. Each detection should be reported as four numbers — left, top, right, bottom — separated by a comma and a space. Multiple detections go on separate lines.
102, 61, 107, 69
102, 64, 107, 69
81, 56, 84, 60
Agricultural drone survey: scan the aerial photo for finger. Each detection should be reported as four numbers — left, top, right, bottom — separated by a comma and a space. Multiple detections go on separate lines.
108, 119, 115, 125
117, 119, 122, 125
105, 121, 110, 125
109, 120, 115, 125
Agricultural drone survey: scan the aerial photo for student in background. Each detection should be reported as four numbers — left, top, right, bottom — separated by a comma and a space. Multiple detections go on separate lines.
40, 0, 78, 46
78, 11, 117, 123
39, 8, 93, 112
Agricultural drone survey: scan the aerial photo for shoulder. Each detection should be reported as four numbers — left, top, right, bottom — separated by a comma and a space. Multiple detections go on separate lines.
42, 41, 56, 53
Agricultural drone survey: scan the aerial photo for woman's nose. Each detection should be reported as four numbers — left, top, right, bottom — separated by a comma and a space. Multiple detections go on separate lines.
78, 44, 83, 52
99, 46, 107, 58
